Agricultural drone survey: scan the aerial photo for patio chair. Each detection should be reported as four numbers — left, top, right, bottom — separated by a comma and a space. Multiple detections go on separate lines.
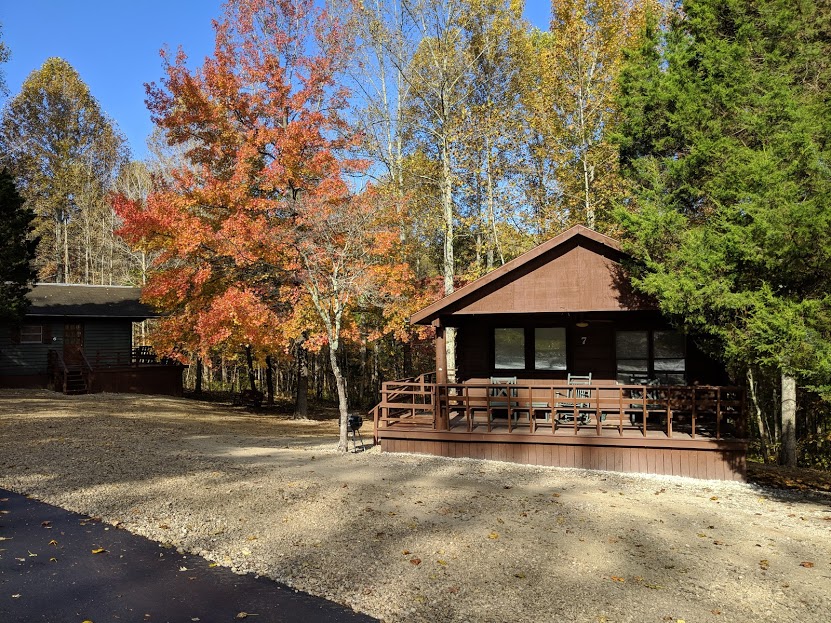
555, 373, 593, 426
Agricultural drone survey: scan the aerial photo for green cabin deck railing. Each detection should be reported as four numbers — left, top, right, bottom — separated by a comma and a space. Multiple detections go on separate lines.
372, 377, 746, 444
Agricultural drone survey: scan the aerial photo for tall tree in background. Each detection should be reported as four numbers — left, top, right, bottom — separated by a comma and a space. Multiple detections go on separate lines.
0, 22, 10, 97
0, 169, 38, 321
518, 0, 650, 233
616, 0, 831, 466
0, 57, 128, 283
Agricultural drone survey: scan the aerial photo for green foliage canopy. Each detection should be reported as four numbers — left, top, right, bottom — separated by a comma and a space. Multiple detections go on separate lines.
615, 0, 831, 397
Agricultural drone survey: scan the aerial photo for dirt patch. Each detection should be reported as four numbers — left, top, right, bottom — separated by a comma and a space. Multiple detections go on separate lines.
748, 462, 831, 493
1, 390, 829, 623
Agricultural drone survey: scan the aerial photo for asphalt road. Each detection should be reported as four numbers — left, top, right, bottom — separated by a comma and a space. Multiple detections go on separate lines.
0, 489, 377, 623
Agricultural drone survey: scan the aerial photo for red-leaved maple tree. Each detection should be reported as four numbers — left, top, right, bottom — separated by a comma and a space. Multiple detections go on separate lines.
116, 0, 414, 450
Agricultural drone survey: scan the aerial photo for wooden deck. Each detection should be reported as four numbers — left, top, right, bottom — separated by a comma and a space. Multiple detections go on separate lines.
370, 376, 747, 480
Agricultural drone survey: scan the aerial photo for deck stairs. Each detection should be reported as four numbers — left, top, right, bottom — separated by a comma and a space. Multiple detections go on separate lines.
64, 366, 88, 395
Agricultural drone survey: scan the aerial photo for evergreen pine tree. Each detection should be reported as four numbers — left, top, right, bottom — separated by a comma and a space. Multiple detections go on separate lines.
0, 169, 38, 320
615, 0, 831, 465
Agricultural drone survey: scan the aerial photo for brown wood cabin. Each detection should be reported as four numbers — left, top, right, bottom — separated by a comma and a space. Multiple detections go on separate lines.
370, 226, 747, 481
0, 284, 183, 396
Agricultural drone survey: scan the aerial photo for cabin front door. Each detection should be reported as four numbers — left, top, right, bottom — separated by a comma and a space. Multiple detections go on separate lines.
571, 323, 615, 379
63, 323, 84, 365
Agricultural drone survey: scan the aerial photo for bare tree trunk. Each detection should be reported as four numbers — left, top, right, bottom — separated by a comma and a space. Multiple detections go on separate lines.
265, 355, 275, 405
747, 367, 770, 463
329, 342, 350, 453
294, 332, 309, 418
780, 373, 797, 467
245, 345, 257, 392
441, 138, 457, 382
485, 135, 504, 267
194, 356, 203, 396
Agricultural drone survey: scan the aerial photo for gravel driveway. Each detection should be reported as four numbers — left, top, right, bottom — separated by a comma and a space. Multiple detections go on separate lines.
1, 390, 829, 623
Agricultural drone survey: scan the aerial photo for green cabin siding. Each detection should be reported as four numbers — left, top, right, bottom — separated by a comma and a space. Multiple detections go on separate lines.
0, 321, 62, 376
83, 320, 133, 367
0, 320, 134, 376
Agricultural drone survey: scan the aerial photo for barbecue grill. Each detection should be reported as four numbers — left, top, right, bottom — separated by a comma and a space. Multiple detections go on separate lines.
347, 414, 366, 452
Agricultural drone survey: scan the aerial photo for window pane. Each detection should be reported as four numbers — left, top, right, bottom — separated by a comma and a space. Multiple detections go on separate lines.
616, 331, 648, 358
654, 358, 686, 372
534, 327, 566, 370
617, 358, 649, 372
654, 331, 685, 358
20, 325, 42, 344
494, 328, 525, 369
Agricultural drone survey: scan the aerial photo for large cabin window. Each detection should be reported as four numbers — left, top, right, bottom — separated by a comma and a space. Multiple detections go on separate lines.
494, 328, 525, 369
534, 327, 566, 370
616, 330, 686, 384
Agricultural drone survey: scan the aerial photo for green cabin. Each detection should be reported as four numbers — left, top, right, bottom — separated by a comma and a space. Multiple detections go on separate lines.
0, 284, 182, 396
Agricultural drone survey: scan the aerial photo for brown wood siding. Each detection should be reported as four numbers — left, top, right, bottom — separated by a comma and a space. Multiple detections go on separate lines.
380, 436, 746, 481
450, 240, 650, 316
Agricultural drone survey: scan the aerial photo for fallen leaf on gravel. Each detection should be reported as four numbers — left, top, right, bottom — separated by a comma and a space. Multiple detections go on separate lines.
710, 496, 719, 501
0, 510, 9, 514
402, 549, 411, 555
696, 533, 708, 538
514, 572, 526, 578
488, 532, 499, 540
643, 583, 664, 590
759, 559, 769, 570
711, 610, 721, 615
0, 537, 11, 541
49, 557, 57, 562
15, 557, 25, 562
91, 548, 107, 554
82, 620, 93, 623
610, 576, 625, 583
236, 613, 259, 619
41, 521, 51, 528
437, 559, 447, 566
409, 558, 421, 565
800, 561, 814, 568
208, 562, 218, 568
11, 594, 21, 598
179, 566, 190, 571
27, 550, 37, 557
551, 493, 560, 497
49, 540, 58, 546
713, 540, 725, 546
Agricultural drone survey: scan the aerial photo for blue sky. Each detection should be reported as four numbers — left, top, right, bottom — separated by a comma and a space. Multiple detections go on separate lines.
1, 1, 550, 160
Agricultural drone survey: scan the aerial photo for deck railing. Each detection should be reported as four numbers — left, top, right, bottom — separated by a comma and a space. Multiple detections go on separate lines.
373, 379, 745, 442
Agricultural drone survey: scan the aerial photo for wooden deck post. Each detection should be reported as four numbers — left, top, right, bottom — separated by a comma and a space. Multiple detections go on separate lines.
434, 322, 448, 385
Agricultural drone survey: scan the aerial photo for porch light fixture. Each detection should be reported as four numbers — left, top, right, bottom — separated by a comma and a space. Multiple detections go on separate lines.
575, 321, 589, 328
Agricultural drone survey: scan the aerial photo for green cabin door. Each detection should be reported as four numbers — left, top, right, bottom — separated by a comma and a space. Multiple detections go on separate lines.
63, 323, 84, 365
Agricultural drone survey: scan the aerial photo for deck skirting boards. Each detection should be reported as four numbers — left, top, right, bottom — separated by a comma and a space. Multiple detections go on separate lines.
379, 436, 746, 481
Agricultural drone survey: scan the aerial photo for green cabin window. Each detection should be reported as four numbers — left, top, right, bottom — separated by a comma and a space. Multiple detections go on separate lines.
534, 327, 566, 370
20, 325, 43, 344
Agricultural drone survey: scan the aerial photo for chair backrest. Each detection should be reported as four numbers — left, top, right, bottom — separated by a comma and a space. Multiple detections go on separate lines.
567, 373, 592, 385
489, 376, 517, 397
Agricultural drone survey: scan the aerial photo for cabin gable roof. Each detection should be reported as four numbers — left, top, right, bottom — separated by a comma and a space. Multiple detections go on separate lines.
411, 225, 653, 325
24, 284, 157, 319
